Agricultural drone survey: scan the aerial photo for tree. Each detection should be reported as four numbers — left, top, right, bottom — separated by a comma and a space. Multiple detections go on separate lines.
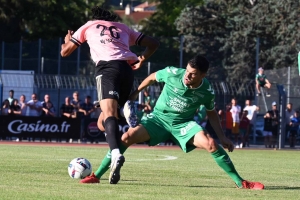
175, 3, 229, 80
0, 0, 107, 42
131, 0, 205, 68
175, 0, 300, 83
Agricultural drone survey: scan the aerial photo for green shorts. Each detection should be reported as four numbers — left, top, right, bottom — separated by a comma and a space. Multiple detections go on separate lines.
140, 113, 205, 153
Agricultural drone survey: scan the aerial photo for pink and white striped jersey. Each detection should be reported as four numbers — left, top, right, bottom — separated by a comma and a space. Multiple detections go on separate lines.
71, 20, 144, 65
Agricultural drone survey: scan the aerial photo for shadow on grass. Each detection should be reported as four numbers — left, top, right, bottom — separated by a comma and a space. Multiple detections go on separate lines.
265, 186, 300, 190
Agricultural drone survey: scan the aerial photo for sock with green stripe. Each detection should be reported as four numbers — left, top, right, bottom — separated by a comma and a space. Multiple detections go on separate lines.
211, 145, 244, 188
94, 143, 128, 179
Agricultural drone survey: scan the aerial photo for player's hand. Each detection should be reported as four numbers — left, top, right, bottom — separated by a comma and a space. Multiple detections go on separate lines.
220, 137, 234, 152
64, 30, 74, 43
128, 90, 139, 101
131, 56, 143, 70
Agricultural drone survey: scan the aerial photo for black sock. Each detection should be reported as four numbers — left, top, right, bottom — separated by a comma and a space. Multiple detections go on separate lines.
104, 116, 119, 150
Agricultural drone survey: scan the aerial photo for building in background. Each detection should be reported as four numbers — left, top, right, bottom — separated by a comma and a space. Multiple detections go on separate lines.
114, 1, 158, 31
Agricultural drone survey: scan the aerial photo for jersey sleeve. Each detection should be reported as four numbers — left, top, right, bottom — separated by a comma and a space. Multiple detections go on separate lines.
70, 22, 90, 46
204, 94, 215, 111
155, 66, 177, 83
128, 27, 144, 46
255, 74, 259, 80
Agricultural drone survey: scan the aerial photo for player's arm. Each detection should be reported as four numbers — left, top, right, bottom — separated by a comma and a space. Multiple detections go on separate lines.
61, 30, 78, 57
255, 74, 259, 84
206, 110, 226, 140
136, 36, 160, 66
129, 72, 157, 100
265, 78, 271, 84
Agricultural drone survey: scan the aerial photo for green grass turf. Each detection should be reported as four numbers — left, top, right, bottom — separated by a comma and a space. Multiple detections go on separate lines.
0, 144, 299, 200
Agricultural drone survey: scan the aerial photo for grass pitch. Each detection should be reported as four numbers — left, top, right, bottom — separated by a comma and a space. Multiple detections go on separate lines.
0, 143, 299, 200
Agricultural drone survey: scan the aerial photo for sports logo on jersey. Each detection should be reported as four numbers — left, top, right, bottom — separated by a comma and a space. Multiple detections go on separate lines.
180, 121, 197, 136
173, 88, 179, 93
207, 85, 215, 95
167, 68, 178, 74
109, 91, 119, 98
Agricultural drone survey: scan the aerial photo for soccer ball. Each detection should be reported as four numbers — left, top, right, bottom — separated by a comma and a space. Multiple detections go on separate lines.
68, 157, 92, 179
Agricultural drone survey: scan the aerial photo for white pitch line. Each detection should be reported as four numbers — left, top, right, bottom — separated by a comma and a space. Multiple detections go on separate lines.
130, 155, 178, 162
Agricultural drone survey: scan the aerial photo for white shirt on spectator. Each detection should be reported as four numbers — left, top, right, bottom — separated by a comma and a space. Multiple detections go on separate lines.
244, 105, 257, 124
27, 100, 42, 116
230, 105, 241, 123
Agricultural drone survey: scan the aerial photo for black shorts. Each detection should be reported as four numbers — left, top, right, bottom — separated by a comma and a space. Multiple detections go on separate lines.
95, 60, 134, 107
259, 82, 266, 87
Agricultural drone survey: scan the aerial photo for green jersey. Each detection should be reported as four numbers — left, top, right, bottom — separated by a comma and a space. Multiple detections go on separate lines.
154, 66, 215, 123
256, 73, 267, 84
197, 105, 207, 122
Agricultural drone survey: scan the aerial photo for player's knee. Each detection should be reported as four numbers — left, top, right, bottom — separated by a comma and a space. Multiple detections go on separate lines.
206, 138, 218, 153
97, 120, 105, 132
121, 132, 134, 146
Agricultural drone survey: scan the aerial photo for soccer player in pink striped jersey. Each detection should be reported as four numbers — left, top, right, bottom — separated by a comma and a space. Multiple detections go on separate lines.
61, 6, 159, 184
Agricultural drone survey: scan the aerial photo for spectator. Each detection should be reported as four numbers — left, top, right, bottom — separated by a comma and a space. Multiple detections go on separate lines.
285, 103, 295, 140
263, 112, 273, 148
1, 99, 10, 140
40, 101, 55, 142
230, 98, 241, 148
239, 110, 250, 148
26, 93, 43, 117
225, 104, 233, 138
26, 93, 42, 142
41, 94, 56, 116
61, 97, 76, 119
2, 99, 10, 115
218, 109, 226, 131
6, 89, 15, 106
79, 96, 95, 140
9, 99, 21, 115
18, 95, 27, 116
136, 104, 144, 121
243, 99, 259, 147
18, 96, 27, 142
71, 91, 81, 117
60, 97, 76, 142
143, 90, 151, 111
255, 67, 271, 97
269, 102, 279, 148
289, 111, 300, 148
41, 102, 56, 117
141, 106, 151, 120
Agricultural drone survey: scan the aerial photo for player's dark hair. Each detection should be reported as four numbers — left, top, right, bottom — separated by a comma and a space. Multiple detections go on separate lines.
9, 90, 14, 93
188, 55, 209, 73
91, 6, 117, 22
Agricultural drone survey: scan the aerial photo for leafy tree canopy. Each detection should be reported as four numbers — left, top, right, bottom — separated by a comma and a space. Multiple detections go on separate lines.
0, 0, 108, 42
175, 0, 300, 82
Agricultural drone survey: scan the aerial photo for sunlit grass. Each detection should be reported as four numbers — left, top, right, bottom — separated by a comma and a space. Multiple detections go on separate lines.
0, 144, 299, 200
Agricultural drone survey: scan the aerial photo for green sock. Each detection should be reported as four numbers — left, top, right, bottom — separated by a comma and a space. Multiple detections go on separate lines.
94, 143, 128, 179
211, 145, 244, 187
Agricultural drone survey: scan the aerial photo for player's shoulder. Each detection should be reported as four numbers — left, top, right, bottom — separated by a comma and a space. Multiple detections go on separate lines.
201, 78, 213, 89
161, 66, 185, 76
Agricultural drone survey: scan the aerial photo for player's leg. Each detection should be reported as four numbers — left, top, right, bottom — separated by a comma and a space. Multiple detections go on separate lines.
171, 121, 264, 189
263, 82, 271, 97
94, 61, 128, 184
255, 82, 261, 96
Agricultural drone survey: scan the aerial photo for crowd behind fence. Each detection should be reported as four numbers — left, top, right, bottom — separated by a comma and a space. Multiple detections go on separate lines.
1, 37, 300, 146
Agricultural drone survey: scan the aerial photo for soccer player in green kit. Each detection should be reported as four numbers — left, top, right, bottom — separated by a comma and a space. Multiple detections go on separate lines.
256, 67, 271, 97
81, 55, 264, 190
